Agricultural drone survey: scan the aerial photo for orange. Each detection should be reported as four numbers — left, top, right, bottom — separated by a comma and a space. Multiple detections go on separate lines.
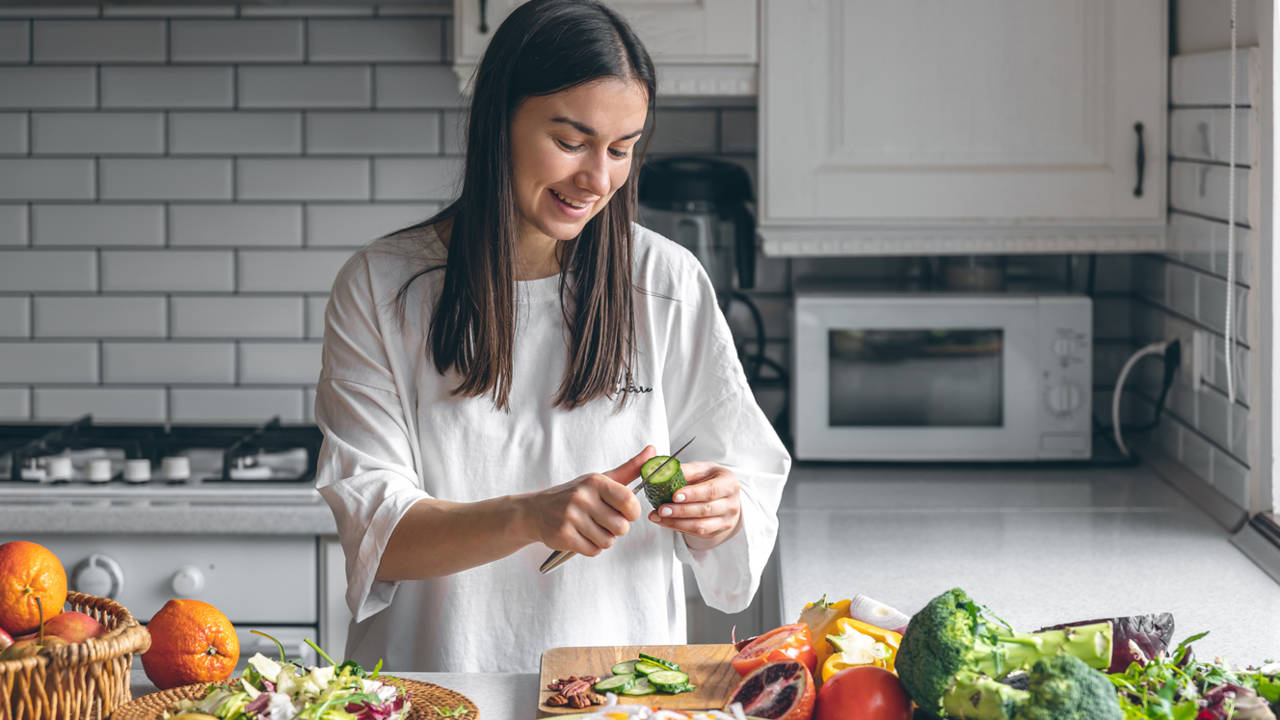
141, 598, 240, 690
0, 541, 67, 635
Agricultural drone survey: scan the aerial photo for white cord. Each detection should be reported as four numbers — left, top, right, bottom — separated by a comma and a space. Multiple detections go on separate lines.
1112, 340, 1172, 458
1225, 0, 1238, 404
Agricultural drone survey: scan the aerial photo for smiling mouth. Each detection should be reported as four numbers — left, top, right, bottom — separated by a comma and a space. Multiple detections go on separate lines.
550, 188, 592, 209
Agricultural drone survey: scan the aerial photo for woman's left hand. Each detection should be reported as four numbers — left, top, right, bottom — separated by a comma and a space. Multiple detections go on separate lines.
648, 461, 742, 550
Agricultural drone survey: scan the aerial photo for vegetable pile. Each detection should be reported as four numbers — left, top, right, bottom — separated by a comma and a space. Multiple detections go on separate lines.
164, 633, 409, 720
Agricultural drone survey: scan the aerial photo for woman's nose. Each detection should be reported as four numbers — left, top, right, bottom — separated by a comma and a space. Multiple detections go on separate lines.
576, 151, 611, 196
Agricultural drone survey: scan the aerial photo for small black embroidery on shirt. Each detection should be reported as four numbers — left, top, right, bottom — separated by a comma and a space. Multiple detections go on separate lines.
616, 382, 653, 394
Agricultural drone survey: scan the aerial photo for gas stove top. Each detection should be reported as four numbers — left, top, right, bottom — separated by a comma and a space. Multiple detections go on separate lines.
0, 415, 324, 504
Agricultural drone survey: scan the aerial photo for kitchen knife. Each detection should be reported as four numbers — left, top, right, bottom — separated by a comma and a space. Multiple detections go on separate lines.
538, 437, 695, 574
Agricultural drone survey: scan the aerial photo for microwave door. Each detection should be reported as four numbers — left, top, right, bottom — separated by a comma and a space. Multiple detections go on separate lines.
795, 297, 1043, 460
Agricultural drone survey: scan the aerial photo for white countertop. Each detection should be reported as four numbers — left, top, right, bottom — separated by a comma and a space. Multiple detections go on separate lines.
777, 462, 1280, 666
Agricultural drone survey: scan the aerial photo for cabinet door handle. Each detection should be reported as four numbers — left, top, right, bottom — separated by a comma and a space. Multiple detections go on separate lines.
479, 0, 489, 33
1133, 122, 1145, 197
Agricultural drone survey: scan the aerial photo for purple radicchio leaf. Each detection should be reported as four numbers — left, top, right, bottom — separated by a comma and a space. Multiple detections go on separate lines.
245, 693, 272, 716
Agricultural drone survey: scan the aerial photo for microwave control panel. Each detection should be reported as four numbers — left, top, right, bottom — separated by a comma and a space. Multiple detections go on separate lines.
1037, 297, 1092, 457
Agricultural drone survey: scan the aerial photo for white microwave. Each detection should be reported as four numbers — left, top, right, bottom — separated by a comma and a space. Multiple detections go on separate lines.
792, 292, 1092, 461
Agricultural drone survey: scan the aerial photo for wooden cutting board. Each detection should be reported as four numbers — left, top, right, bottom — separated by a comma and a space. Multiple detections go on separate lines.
538, 644, 740, 716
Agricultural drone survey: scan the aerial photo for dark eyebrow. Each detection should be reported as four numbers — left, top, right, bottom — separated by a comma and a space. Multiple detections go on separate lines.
551, 116, 644, 141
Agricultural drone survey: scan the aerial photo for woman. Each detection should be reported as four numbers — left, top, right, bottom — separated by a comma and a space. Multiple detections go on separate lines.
315, 0, 790, 673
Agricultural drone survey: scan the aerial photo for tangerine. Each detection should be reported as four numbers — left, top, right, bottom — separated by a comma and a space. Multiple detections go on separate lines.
0, 541, 67, 635
141, 598, 240, 690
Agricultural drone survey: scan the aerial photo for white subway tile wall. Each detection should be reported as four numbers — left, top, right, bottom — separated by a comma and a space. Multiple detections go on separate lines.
1132, 49, 1259, 511
0, 113, 29, 153
0, 4, 764, 424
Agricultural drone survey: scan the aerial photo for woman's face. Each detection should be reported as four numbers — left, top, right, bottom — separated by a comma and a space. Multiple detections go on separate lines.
508, 76, 649, 245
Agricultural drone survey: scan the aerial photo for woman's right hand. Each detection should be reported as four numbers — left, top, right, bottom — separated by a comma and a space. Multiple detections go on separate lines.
524, 445, 656, 557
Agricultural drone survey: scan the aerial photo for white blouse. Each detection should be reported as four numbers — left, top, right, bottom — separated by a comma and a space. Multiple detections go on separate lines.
314, 223, 790, 672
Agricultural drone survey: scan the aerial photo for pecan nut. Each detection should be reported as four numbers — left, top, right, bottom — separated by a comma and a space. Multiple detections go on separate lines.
546, 694, 569, 707
560, 679, 591, 697
569, 694, 592, 709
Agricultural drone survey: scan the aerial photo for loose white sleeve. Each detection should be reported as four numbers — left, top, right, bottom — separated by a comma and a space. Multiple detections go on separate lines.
662, 262, 791, 614
314, 253, 431, 623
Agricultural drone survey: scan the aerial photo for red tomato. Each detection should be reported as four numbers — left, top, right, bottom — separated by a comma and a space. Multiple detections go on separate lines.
730, 623, 818, 676
814, 665, 912, 720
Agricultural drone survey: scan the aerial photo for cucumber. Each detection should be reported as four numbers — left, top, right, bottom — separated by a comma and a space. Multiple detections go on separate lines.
620, 677, 656, 696
610, 660, 637, 676
640, 455, 686, 507
646, 670, 691, 693
637, 653, 681, 672
633, 660, 666, 676
593, 674, 636, 694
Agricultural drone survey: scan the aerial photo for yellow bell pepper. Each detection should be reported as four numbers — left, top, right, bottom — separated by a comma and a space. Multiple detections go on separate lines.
796, 595, 852, 677
820, 617, 902, 682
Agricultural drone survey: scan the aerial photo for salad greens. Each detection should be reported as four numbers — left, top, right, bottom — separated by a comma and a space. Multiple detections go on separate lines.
1107, 631, 1280, 720
163, 632, 409, 720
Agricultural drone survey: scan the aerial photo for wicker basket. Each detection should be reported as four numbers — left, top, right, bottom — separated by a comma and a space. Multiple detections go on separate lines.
0, 591, 151, 720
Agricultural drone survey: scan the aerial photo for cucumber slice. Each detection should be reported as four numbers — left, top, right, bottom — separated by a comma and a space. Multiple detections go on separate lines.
610, 660, 637, 676
640, 455, 686, 507
646, 670, 691, 693
593, 674, 636, 694
637, 653, 681, 672
633, 660, 666, 676
620, 677, 656, 696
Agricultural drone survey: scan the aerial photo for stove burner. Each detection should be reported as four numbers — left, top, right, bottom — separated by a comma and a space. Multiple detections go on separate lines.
0, 415, 323, 489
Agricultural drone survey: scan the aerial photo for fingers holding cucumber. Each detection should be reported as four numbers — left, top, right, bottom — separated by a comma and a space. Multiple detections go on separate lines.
647, 461, 743, 550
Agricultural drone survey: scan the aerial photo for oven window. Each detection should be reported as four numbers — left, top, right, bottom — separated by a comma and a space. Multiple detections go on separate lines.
828, 329, 1004, 426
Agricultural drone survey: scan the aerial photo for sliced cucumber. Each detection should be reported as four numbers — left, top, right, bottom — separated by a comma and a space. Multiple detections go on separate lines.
641, 455, 686, 507
646, 670, 691, 693
620, 677, 656, 696
632, 660, 666, 676
593, 674, 636, 694
637, 653, 681, 672
610, 660, 637, 676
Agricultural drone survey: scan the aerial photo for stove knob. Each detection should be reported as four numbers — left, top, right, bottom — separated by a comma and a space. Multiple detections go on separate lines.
161, 456, 190, 481
47, 456, 73, 482
171, 566, 205, 597
123, 459, 151, 483
86, 458, 113, 483
71, 554, 124, 599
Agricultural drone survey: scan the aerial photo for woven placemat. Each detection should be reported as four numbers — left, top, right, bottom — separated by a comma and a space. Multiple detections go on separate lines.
110, 676, 478, 720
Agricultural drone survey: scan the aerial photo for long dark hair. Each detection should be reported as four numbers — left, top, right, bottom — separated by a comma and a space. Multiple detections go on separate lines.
396, 0, 656, 412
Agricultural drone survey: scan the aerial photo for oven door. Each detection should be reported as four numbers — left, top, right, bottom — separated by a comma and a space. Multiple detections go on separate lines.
793, 295, 1042, 461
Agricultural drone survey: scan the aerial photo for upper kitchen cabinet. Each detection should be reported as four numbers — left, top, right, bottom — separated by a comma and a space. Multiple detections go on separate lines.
760, 0, 1168, 256
453, 0, 757, 96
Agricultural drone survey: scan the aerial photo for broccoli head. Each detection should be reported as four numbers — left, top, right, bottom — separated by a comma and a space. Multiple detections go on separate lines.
896, 588, 1114, 719
1013, 655, 1123, 720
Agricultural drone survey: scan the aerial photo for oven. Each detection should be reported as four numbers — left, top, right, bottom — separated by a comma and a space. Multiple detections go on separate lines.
0, 416, 331, 670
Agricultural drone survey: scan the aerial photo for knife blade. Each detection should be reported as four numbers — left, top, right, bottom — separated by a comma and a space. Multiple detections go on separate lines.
538, 437, 696, 574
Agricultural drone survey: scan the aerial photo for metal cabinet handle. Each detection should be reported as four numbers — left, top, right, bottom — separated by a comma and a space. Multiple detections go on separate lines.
1133, 122, 1145, 197
479, 0, 489, 34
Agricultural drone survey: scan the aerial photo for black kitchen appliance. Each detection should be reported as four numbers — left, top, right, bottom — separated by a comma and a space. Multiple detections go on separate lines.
638, 157, 756, 295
